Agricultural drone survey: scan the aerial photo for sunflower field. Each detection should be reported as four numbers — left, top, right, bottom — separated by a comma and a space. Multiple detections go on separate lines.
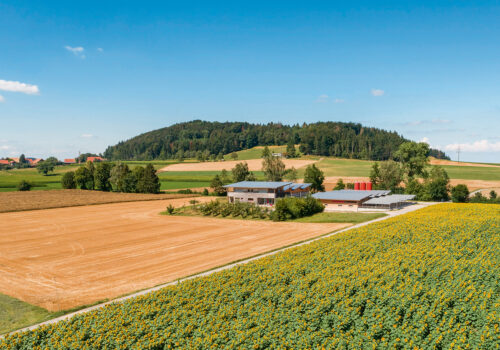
1, 204, 499, 349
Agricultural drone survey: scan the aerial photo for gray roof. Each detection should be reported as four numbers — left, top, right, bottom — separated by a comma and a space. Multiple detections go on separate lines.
223, 181, 293, 189
312, 189, 391, 202
363, 194, 416, 205
283, 183, 312, 191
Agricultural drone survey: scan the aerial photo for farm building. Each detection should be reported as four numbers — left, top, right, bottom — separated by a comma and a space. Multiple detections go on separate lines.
224, 181, 311, 206
64, 158, 76, 164
313, 189, 416, 211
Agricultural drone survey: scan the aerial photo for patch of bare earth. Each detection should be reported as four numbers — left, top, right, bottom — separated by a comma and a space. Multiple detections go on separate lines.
158, 158, 317, 172
0, 190, 196, 213
0, 198, 349, 311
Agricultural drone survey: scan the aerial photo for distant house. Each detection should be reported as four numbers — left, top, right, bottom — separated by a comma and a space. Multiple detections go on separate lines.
26, 158, 43, 165
0, 159, 13, 165
86, 156, 105, 163
313, 189, 415, 211
223, 181, 311, 206
64, 158, 76, 164
7, 157, 43, 166
271, 152, 283, 158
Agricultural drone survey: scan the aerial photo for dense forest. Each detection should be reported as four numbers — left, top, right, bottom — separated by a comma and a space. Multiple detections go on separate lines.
104, 120, 449, 161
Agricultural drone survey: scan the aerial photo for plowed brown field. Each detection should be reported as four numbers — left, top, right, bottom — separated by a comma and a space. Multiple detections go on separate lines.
0, 198, 348, 311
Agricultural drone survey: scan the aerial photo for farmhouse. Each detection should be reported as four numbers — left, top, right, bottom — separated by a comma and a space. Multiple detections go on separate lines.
313, 189, 416, 211
87, 156, 105, 162
224, 181, 311, 206
64, 158, 76, 164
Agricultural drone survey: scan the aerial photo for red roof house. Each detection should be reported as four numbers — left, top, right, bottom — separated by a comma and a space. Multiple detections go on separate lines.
87, 156, 105, 162
64, 158, 76, 164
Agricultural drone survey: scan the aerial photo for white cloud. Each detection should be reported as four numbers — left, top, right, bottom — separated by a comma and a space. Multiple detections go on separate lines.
371, 89, 385, 96
0, 145, 11, 150
65, 46, 85, 58
97, 47, 103, 52
420, 137, 430, 144
0, 80, 40, 95
81, 134, 93, 138
315, 94, 329, 103
445, 140, 500, 152
334, 98, 345, 103
0, 95, 4, 103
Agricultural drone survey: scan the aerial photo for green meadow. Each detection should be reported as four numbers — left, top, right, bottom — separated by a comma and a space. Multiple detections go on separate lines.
0, 294, 55, 335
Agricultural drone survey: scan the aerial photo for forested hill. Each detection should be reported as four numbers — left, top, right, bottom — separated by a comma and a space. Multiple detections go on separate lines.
104, 120, 449, 161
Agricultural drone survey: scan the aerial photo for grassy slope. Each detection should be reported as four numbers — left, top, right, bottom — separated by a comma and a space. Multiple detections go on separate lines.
0, 294, 54, 335
224, 145, 301, 161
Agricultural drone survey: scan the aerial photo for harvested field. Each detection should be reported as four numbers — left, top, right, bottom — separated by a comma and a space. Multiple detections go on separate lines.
449, 179, 500, 191
158, 158, 316, 172
0, 198, 348, 311
429, 157, 500, 168
0, 190, 195, 213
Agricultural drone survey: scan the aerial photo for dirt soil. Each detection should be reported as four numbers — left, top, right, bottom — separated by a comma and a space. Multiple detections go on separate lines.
0, 190, 195, 213
158, 158, 316, 172
429, 157, 500, 168
0, 197, 349, 311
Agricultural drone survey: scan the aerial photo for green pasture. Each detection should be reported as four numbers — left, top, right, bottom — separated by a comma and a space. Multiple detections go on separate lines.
224, 145, 301, 161
292, 211, 387, 224
0, 294, 55, 335
0, 165, 79, 192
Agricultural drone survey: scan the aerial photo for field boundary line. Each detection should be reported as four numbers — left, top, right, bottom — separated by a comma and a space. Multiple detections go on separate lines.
1, 201, 437, 337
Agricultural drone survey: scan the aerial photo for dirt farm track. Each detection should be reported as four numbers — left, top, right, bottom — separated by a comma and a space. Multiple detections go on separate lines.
0, 197, 348, 311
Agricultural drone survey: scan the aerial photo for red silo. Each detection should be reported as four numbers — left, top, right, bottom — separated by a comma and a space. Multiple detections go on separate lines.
360, 182, 366, 190
354, 182, 360, 190
366, 182, 373, 190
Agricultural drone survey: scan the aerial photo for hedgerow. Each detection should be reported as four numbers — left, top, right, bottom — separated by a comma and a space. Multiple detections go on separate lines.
2, 204, 499, 349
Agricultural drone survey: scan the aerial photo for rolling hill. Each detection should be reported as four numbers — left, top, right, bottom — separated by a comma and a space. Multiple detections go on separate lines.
103, 120, 449, 161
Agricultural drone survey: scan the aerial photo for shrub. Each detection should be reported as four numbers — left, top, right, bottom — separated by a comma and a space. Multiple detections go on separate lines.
61, 171, 76, 189
202, 188, 209, 196
166, 204, 175, 215
451, 184, 469, 203
17, 180, 32, 191
272, 196, 324, 221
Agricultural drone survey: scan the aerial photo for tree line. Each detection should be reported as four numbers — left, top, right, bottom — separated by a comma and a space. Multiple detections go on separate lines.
103, 120, 449, 161
61, 162, 161, 194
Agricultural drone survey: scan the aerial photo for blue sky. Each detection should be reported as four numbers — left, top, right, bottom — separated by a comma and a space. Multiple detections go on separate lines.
1, 1, 499, 162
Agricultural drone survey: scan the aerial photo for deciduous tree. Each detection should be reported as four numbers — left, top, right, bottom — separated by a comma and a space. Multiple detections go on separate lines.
304, 164, 325, 192
262, 156, 286, 181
